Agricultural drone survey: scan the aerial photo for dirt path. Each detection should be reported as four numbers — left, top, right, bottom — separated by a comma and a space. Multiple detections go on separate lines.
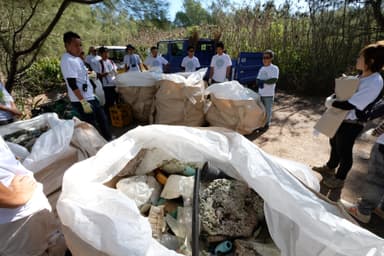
248, 92, 383, 237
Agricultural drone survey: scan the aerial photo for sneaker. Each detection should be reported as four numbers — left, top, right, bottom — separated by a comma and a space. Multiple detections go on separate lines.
312, 165, 335, 175
323, 176, 344, 189
374, 207, 384, 219
347, 206, 371, 223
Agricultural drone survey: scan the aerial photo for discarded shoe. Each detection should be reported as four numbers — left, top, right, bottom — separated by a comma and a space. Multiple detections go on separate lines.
312, 165, 335, 175
323, 176, 344, 189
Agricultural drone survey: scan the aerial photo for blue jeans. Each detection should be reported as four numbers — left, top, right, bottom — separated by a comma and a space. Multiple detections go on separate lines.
358, 143, 384, 215
71, 99, 112, 141
261, 96, 274, 126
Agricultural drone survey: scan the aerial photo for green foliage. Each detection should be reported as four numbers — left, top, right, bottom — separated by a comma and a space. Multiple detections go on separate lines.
24, 57, 65, 96
174, 0, 211, 27
2, 0, 384, 99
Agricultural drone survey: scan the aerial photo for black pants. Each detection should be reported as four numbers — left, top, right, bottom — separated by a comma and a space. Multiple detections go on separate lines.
103, 86, 117, 121
327, 122, 364, 180
71, 99, 112, 141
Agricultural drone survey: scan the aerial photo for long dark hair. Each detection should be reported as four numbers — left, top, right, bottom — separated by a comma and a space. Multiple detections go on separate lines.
359, 42, 384, 72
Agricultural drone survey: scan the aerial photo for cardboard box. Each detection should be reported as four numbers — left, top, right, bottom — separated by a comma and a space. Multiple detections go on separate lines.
314, 77, 359, 138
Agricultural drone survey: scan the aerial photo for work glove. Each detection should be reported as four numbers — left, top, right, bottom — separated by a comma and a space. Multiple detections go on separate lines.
88, 71, 97, 79
360, 128, 377, 142
80, 99, 93, 114
325, 94, 336, 109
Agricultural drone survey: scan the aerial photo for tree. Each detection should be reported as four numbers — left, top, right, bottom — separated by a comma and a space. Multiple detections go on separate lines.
174, 0, 211, 27
367, 0, 384, 29
0, 0, 103, 92
0, 0, 171, 92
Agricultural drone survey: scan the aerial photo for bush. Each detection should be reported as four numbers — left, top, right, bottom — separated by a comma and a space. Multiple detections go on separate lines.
24, 57, 65, 96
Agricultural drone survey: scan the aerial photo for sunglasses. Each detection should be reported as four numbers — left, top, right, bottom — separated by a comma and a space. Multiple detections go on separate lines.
263, 56, 271, 59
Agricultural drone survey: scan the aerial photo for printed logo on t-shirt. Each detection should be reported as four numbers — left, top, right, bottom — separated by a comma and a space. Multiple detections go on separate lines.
259, 70, 268, 80
215, 58, 225, 69
152, 59, 161, 67
186, 60, 194, 71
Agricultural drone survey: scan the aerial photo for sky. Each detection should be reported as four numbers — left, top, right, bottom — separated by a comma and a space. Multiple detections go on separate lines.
168, 0, 291, 21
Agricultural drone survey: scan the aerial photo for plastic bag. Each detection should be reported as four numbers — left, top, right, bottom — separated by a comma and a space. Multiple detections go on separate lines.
57, 125, 384, 256
0, 113, 74, 173
6, 141, 29, 161
92, 78, 105, 106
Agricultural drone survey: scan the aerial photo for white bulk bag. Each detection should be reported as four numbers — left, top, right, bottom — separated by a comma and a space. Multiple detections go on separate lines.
205, 81, 266, 134
57, 125, 384, 256
152, 69, 206, 126
115, 72, 158, 123
0, 113, 74, 172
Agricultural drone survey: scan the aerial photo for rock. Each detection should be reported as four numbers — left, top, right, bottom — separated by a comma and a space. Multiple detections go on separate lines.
200, 179, 264, 237
234, 239, 280, 256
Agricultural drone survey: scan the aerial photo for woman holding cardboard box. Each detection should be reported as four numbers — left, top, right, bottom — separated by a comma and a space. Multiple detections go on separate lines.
313, 42, 384, 189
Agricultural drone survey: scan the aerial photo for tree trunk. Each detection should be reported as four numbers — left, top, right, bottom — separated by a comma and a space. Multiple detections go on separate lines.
369, 0, 384, 30
3, 0, 103, 92
6, 57, 18, 92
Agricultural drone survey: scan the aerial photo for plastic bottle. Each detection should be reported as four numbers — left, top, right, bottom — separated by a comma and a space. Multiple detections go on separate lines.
159, 234, 180, 251
214, 240, 232, 254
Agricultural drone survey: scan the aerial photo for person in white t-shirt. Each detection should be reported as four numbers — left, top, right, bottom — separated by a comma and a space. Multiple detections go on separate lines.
342, 119, 384, 223
95, 46, 118, 122
313, 42, 384, 189
123, 44, 142, 72
208, 42, 232, 84
60, 31, 111, 141
181, 46, 201, 72
256, 49, 279, 130
144, 46, 169, 73
0, 136, 66, 255
85, 46, 101, 72
0, 82, 22, 125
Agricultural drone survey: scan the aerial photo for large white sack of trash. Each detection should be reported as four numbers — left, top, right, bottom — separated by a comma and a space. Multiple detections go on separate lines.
57, 125, 384, 256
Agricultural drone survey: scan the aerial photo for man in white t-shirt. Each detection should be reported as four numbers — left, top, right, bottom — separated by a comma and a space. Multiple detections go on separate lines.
181, 46, 201, 72
0, 136, 66, 255
95, 46, 118, 122
124, 44, 142, 72
60, 31, 111, 141
209, 42, 232, 84
0, 82, 22, 125
256, 49, 279, 130
144, 46, 169, 73
85, 46, 101, 72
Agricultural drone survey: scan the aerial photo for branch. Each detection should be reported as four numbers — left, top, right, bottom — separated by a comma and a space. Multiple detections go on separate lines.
15, 0, 71, 57
15, 0, 103, 57
18, 47, 43, 74
14, 0, 42, 35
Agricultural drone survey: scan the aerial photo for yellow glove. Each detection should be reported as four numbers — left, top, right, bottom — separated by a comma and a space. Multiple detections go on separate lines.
80, 99, 93, 114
